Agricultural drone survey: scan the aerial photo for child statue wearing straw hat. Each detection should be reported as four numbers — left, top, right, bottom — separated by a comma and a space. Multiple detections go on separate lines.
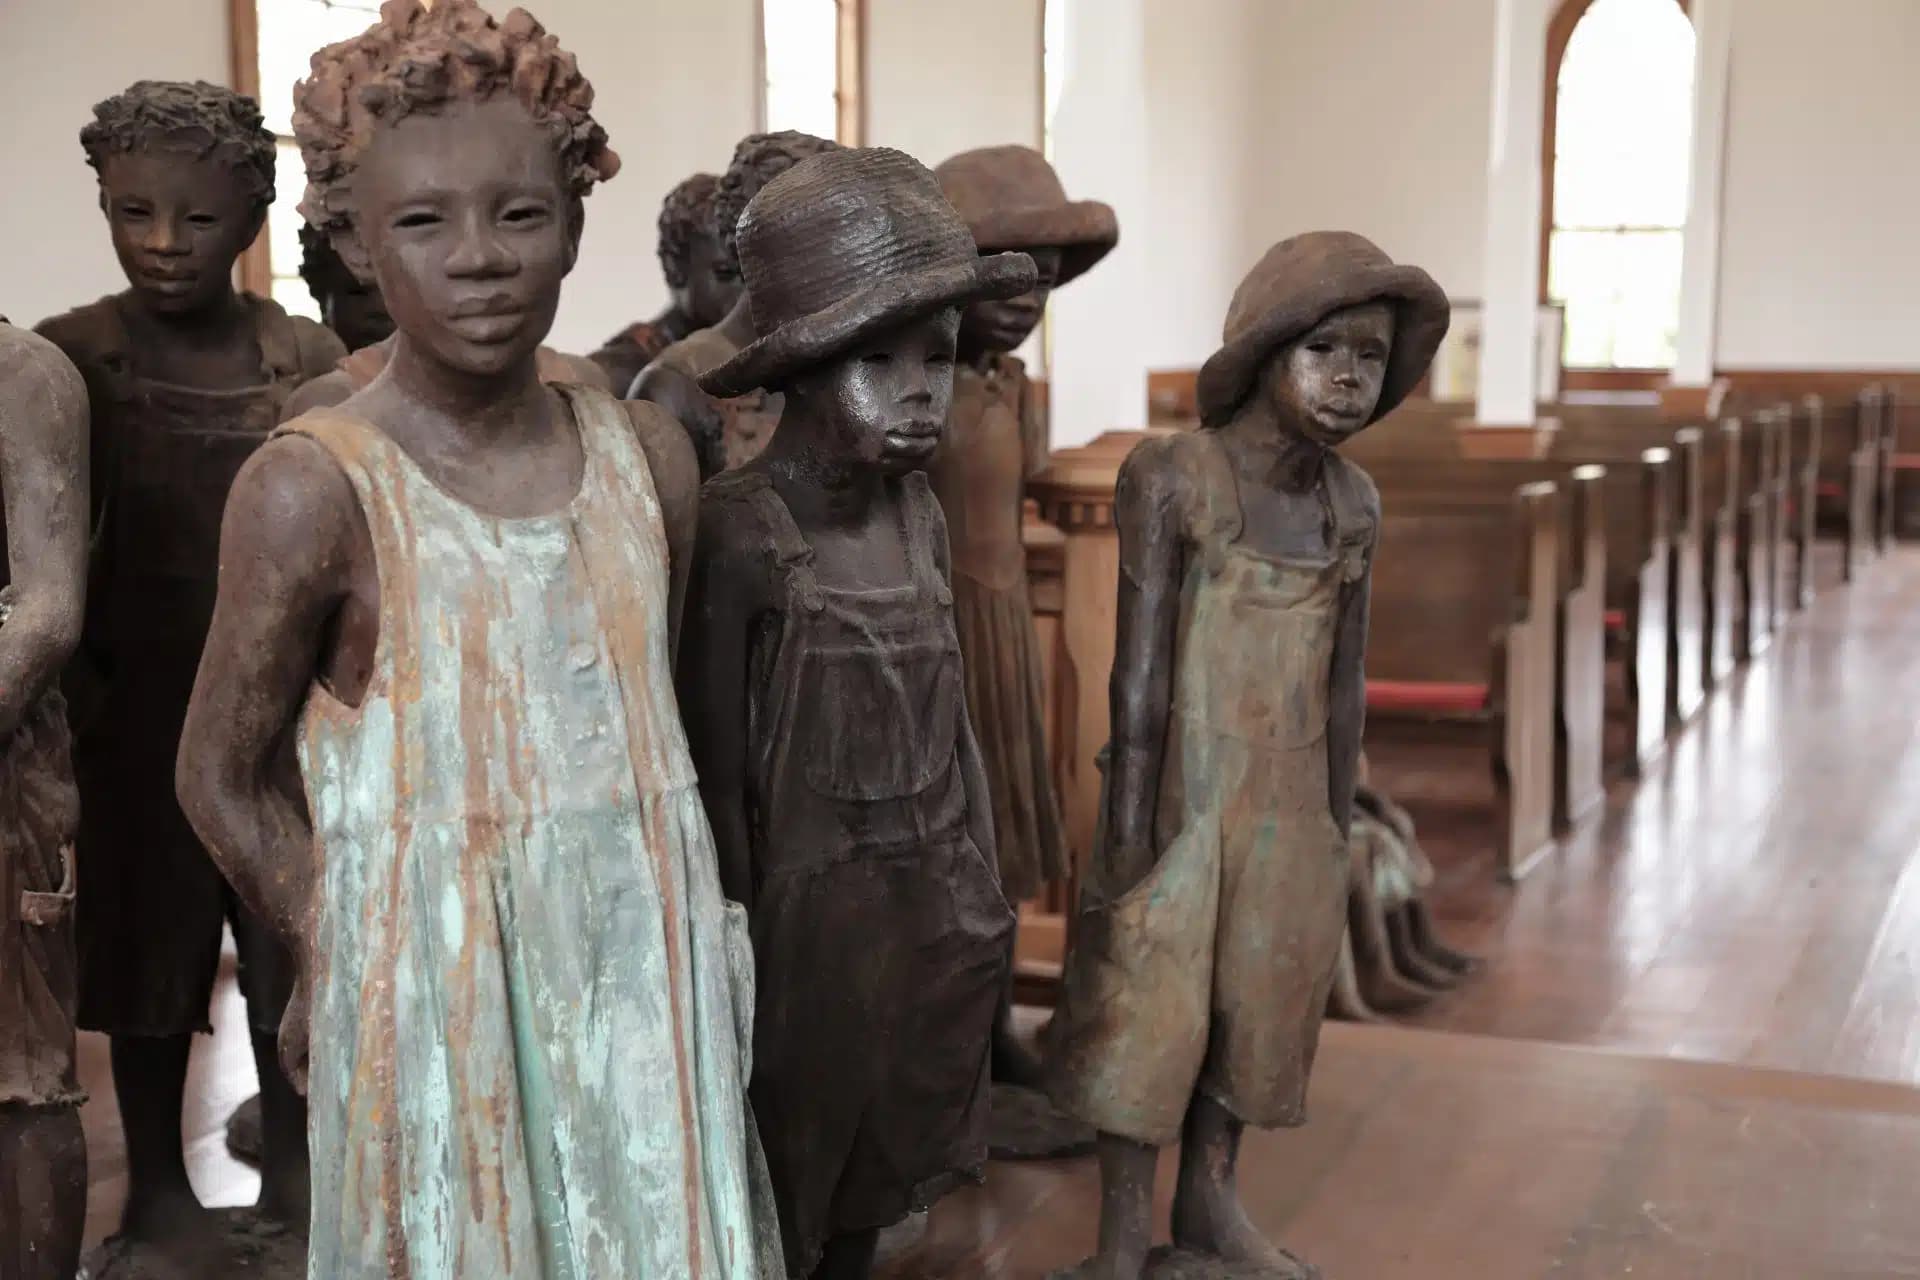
678, 146, 1034, 1279
928, 146, 1116, 1120
1048, 232, 1448, 1280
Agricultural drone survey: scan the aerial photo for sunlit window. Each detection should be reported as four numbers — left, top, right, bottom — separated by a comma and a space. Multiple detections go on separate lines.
761, 0, 860, 144
1547, 0, 1695, 369
255, 0, 382, 319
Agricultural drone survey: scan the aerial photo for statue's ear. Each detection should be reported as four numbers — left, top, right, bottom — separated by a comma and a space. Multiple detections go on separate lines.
331, 225, 376, 288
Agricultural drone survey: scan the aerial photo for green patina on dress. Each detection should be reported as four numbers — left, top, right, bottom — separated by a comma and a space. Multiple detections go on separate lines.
283, 386, 779, 1279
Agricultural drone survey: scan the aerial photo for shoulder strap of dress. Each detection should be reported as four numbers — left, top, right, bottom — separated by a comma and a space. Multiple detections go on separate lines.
705, 470, 824, 613
562, 385, 665, 515
899, 470, 954, 607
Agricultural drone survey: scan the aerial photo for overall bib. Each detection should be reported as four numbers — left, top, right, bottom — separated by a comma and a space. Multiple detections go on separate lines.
286, 388, 779, 1279
1049, 434, 1372, 1146
708, 470, 1013, 1275
71, 294, 306, 1036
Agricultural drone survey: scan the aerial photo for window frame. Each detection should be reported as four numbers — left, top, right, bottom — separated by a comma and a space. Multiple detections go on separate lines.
1539, 0, 1692, 384
757, 0, 866, 146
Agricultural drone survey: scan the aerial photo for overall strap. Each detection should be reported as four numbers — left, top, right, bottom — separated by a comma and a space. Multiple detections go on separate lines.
706, 471, 824, 614
898, 471, 954, 607
250, 294, 304, 386
1186, 430, 1244, 577
1321, 453, 1377, 583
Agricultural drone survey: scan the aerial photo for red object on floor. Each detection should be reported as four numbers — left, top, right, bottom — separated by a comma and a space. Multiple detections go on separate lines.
1817, 481, 1843, 499
1366, 680, 1489, 714
1604, 609, 1627, 630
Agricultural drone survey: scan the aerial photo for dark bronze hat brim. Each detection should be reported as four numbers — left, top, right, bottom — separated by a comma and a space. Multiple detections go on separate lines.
1195, 262, 1450, 427
965, 200, 1119, 287
700, 250, 1038, 398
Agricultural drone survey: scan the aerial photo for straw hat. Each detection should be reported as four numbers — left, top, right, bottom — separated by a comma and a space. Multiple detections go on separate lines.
933, 145, 1118, 286
1195, 231, 1449, 427
701, 147, 1037, 398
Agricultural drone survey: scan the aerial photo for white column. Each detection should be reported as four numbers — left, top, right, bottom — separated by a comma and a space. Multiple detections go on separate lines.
1475, 0, 1553, 426
1671, 0, 1734, 386
1044, 0, 1152, 446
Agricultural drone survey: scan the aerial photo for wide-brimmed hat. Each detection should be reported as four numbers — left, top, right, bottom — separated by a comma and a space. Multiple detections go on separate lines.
934, 145, 1118, 287
1196, 231, 1449, 427
701, 148, 1037, 398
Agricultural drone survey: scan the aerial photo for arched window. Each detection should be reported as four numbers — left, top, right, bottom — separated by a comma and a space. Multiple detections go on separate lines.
1542, 0, 1694, 373
760, 0, 864, 145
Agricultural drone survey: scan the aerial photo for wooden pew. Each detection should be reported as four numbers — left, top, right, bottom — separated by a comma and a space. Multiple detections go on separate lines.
1867, 385, 1899, 553
1346, 412, 1678, 773
1810, 391, 1877, 581
1367, 480, 1562, 880
1782, 397, 1821, 609
1739, 408, 1788, 653
1366, 464, 1607, 832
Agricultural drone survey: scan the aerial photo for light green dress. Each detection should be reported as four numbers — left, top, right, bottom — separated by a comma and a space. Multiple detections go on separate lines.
282, 386, 779, 1279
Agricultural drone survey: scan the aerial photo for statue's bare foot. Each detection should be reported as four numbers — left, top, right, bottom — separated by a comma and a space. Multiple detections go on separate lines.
1047, 1248, 1149, 1280
117, 1187, 216, 1244
1170, 1179, 1315, 1278
1358, 962, 1439, 1013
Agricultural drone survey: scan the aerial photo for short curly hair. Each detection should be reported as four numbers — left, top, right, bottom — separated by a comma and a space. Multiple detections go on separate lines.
291, 0, 619, 236
711, 131, 839, 277
80, 81, 277, 212
298, 221, 350, 299
657, 172, 719, 290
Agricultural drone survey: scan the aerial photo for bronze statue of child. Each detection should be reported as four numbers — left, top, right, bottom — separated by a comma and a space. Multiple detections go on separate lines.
633, 130, 839, 476
34, 78, 345, 1273
931, 144, 1116, 1099
299, 220, 394, 354
0, 320, 90, 1280
589, 171, 742, 394
174, 1, 779, 1274
678, 146, 1033, 1279
1047, 232, 1448, 1280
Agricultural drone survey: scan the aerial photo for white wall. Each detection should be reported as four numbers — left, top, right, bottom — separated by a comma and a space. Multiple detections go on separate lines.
1138, 0, 1497, 375
864, 0, 1042, 167
0, 0, 230, 329
529, 0, 761, 355
1715, 0, 1920, 369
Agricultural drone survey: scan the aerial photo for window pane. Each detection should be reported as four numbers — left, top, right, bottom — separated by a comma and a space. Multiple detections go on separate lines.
256, 0, 382, 135
1554, 0, 1695, 229
267, 139, 308, 293
272, 274, 320, 322
763, 0, 838, 137
1549, 228, 1683, 369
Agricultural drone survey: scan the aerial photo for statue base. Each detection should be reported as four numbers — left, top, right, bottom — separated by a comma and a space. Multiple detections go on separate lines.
79, 1209, 305, 1280
988, 1083, 1096, 1161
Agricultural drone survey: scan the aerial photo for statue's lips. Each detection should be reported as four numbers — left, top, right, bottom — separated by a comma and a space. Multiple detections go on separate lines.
136, 268, 197, 293
884, 421, 941, 455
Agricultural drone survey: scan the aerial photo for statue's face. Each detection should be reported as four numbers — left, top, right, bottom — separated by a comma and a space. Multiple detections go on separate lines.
1257, 301, 1395, 447
786, 308, 961, 477
681, 227, 742, 330
99, 150, 261, 316
349, 97, 575, 378
958, 246, 1060, 356
318, 265, 394, 353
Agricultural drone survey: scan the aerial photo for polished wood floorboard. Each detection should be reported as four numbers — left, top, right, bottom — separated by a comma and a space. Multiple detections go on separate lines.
74, 541, 1920, 1274
885, 1023, 1920, 1279
1378, 544, 1920, 1086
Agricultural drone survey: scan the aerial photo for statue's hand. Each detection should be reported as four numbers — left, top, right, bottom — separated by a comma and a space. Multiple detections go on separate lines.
278, 971, 312, 1097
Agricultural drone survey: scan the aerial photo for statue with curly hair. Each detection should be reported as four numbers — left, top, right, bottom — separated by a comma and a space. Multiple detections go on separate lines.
299, 222, 394, 355
175, 3, 781, 1276
588, 172, 743, 395
35, 77, 344, 1279
632, 130, 840, 477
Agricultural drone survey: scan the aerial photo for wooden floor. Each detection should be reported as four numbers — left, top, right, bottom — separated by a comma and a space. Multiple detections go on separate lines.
1389, 544, 1920, 1087
75, 542, 1920, 1275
